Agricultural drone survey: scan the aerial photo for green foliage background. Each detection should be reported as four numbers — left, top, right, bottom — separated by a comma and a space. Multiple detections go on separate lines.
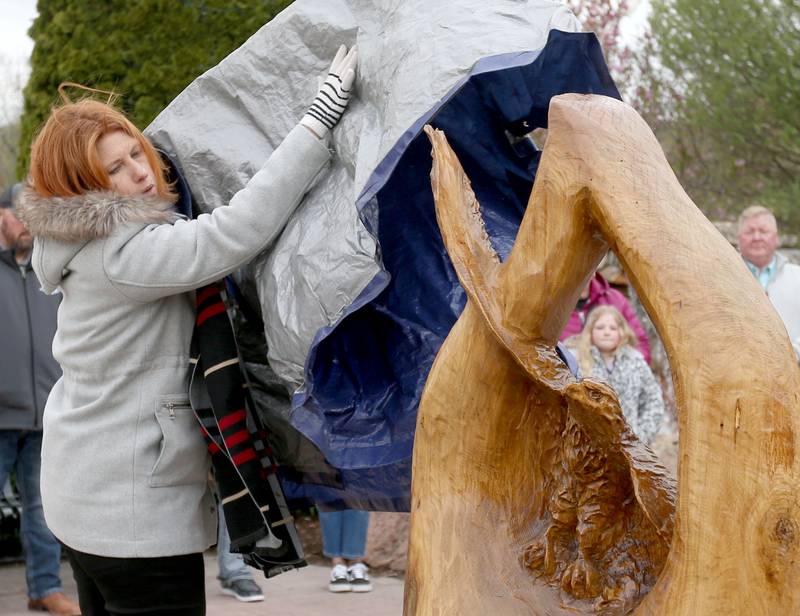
650, 0, 800, 230
16, 0, 292, 177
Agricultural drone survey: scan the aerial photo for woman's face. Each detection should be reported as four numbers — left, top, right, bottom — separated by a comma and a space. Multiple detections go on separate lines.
96, 130, 157, 197
591, 313, 621, 353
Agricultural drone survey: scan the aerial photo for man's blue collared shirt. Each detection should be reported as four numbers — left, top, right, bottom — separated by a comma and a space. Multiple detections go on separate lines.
745, 255, 777, 291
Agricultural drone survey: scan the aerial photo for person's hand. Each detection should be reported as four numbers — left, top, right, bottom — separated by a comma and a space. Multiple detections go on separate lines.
300, 44, 358, 139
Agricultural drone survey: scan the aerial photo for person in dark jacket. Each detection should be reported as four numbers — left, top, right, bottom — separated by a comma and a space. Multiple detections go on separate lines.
0, 184, 80, 615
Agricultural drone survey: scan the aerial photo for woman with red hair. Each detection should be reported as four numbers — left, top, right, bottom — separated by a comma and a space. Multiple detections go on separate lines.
17, 46, 356, 615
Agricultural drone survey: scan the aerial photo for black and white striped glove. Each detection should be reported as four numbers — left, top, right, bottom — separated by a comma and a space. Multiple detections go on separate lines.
300, 44, 358, 139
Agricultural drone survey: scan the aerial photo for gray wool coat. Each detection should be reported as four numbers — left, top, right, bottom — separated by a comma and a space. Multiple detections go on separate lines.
16, 125, 330, 558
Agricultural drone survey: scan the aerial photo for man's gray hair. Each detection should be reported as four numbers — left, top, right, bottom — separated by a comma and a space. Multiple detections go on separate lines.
738, 204, 777, 232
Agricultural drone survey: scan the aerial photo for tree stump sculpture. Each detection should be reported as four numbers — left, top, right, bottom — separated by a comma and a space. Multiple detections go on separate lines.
405, 94, 800, 615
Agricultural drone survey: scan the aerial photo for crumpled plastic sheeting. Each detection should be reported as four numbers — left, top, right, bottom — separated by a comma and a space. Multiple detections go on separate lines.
294, 32, 618, 511
146, 0, 579, 390
147, 2, 620, 510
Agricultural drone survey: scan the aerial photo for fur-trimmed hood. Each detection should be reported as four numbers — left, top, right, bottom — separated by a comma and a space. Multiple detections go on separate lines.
16, 187, 182, 293
16, 187, 181, 243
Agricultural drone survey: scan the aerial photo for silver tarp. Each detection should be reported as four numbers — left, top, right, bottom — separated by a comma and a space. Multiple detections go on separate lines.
146, 0, 579, 391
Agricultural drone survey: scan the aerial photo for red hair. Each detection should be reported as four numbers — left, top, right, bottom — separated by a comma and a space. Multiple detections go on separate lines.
29, 93, 175, 201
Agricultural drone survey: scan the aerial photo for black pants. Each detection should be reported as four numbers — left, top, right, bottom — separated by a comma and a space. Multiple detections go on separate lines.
64, 547, 205, 616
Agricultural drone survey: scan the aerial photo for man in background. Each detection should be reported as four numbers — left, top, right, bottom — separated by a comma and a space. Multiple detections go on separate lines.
737, 204, 800, 360
0, 184, 80, 615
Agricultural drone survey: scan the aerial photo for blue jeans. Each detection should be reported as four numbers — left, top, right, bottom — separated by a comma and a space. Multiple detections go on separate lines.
318, 509, 369, 560
0, 430, 63, 600
216, 503, 254, 583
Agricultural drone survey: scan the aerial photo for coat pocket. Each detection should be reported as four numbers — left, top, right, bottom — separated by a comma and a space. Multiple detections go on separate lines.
149, 395, 209, 488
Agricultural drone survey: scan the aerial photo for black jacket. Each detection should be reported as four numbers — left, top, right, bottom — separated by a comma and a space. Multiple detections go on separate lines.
0, 248, 61, 430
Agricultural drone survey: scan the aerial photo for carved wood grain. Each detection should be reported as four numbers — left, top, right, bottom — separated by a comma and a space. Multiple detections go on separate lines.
405, 94, 800, 615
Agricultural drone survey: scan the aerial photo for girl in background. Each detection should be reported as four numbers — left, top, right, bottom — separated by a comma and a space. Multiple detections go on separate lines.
571, 305, 664, 444
559, 272, 652, 363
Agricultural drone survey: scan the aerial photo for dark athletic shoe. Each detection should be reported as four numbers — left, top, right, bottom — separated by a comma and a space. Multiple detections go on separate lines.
221, 578, 265, 602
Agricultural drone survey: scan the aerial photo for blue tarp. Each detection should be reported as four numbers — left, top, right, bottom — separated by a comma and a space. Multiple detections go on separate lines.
284, 30, 620, 510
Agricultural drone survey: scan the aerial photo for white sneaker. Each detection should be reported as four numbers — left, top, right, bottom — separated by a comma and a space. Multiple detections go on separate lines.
347, 562, 373, 592
329, 563, 351, 592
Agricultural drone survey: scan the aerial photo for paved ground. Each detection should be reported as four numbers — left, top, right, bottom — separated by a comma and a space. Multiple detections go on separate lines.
0, 551, 404, 615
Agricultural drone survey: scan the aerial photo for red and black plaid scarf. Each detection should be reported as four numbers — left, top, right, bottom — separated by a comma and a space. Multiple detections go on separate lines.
190, 282, 306, 577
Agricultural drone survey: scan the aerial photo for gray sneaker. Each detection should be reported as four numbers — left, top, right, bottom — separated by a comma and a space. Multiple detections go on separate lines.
221, 578, 265, 602
329, 563, 352, 592
348, 562, 373, 592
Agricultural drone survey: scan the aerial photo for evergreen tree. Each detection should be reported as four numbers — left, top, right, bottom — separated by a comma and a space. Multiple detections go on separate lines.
17, 0, 292, 176
650, 0, 800, 229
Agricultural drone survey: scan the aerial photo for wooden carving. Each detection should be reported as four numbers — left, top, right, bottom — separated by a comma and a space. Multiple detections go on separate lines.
405, 95, 800, 615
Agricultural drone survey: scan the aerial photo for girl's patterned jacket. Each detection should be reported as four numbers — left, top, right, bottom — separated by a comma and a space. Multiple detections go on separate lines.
585, 345, 665, 443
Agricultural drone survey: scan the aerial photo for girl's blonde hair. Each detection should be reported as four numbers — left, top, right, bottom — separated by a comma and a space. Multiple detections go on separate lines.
28, 83, 175, 201
575, 305, 636, 375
